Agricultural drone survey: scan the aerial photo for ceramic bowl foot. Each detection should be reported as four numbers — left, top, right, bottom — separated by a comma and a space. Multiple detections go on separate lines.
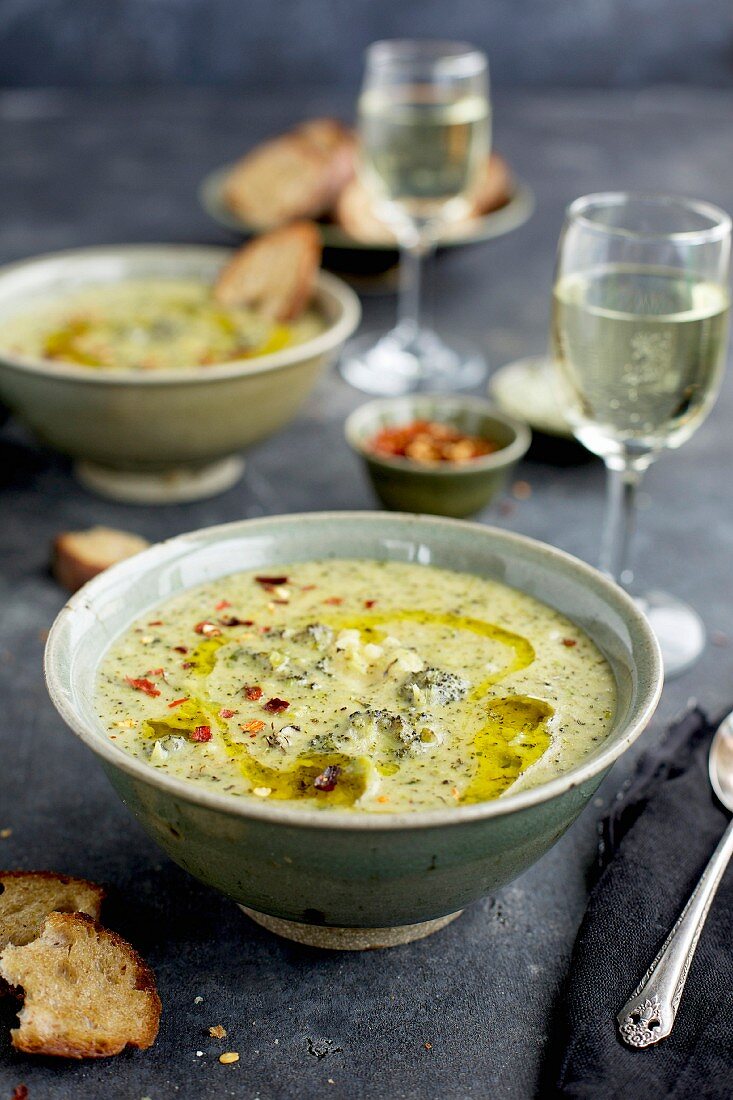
75, 455, 245, 504
239, 906, 463, 950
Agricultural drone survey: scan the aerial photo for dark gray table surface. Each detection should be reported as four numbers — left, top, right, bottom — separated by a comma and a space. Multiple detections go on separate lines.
0, 86, 731, 1100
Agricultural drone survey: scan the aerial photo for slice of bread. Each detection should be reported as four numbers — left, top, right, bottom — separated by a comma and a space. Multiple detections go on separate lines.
0, 871, 105, 951
52, 526, 150, 593
0, 871, 105, 1001
471, 153, 514, 216
334, 178, 399, 245
213, 221, 322, 322
223, 118, 355, 228
0, 912, 161, 1058
335, 153, 514, 244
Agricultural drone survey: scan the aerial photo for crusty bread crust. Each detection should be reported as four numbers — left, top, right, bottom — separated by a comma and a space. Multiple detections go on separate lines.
471, 153, 514, 216
0, 912, 161, 1058
223, 118, 355, 228
213, 221, 322, 322
52, 526, 150, 593
0, 871, 105, 951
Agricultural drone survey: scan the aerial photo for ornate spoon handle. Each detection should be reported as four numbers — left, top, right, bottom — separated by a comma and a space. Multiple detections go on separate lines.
617, 818, 733, 1048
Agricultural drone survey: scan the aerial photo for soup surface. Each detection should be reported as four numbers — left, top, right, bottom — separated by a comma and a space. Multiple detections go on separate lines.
1, 280, 324, 371
96, 560, 616, 813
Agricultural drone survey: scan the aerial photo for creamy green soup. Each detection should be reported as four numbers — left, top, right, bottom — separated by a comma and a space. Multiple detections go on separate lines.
96, 560, 616, 813
1, 280, 324, 371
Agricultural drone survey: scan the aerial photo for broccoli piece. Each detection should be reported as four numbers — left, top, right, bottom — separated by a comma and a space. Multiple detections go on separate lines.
292, 622, 334, 649
349, 709, 413, 744
401, 668, 469, 706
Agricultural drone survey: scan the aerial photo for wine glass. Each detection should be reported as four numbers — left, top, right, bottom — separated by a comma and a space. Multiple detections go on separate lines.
551, 192, 731, 677
340, 39, 491, 395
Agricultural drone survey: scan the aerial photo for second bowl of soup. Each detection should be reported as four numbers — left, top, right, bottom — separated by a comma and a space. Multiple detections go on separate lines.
0, 246, 360, 502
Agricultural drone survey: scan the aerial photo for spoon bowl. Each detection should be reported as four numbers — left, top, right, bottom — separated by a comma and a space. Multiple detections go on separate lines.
709, 711, 733, 810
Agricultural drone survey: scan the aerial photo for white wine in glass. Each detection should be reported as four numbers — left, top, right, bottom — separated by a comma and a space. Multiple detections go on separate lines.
551, 194, 731, 677
340, 40, 491, 395
359, 84, 490, 226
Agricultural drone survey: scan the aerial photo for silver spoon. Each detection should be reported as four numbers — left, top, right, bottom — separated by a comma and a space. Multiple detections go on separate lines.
617, 709, 733, 1048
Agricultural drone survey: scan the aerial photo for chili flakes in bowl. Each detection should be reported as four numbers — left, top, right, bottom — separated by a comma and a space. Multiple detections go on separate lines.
368, 420, 500, 465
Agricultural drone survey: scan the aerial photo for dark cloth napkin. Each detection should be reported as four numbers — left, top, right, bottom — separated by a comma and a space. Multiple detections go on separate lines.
546, 705, 733, 1099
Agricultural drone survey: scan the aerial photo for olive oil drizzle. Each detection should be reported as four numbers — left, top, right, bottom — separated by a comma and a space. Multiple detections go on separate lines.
137, 606, 555, 808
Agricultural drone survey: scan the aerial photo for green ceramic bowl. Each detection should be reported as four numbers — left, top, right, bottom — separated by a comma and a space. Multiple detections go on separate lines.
44, 512, 662, 950
345, 396, 531, 517
0, 246, 360, 503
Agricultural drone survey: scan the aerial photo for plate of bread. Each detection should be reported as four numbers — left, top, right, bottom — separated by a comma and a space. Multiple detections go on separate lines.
200, 117, 534, 251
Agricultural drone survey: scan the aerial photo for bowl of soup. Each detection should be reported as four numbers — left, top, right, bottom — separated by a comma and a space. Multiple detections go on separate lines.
45, 512, 662, 948
0, 246, 360, 502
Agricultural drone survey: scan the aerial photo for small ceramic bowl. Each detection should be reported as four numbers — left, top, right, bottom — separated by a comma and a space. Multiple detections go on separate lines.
345, 396, 531, 517
0, 245, 361, 503
45, 512, 662, 950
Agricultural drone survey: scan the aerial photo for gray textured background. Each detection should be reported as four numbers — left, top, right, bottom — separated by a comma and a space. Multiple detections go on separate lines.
1, 0, 732, 88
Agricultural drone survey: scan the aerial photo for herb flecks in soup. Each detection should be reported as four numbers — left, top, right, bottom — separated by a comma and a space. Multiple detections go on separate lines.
2, 280, 324, 371
96, 561, 616, 812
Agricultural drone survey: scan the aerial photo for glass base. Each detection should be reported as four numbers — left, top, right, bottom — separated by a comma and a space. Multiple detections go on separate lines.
339, 326, 487, 395
637, 589, 705, 679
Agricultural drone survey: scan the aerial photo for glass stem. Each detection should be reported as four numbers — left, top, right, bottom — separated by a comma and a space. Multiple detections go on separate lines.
397, 231, 433, 346
599, 459, 646, 588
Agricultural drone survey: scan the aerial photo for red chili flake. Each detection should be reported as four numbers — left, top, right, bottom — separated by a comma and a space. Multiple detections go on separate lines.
145, 667, 165, 677
181, 661, 195, 669
323, 596, 343, 606
263, 697, 290, 713
148, 620, 164, 626
219, 708, 237, 719
215, 599, 231, 610
562, 638, 577, 647
369, 419, 498, 463
219, 616, 254, 627
194, 621, 222, 637
168, 697, 189, 709
364, 599, 377, 609
173, 645, 189, 654
260, 626, 271, 634
314, 764, 341, 792
191, 725, 212, 742
125, 676, 160, 698
301, 584, 317, 591
255, 575, 289, 587
244, 685, 263, 701
241, 719, 265, 734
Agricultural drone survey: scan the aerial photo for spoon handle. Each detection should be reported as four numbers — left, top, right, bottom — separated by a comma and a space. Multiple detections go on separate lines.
617, 818, 733, 1048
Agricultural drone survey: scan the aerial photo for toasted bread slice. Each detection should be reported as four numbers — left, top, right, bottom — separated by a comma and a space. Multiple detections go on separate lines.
52, 526, 150, 593
223, 118, 355, 228
0, 871, 104, 951
0, 912, 161, 1058
335, 153, 514, 244
334, 178, 399, 245
296, 117, 355, 156
471, 153, 513, 216
213, 221, 322, 322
